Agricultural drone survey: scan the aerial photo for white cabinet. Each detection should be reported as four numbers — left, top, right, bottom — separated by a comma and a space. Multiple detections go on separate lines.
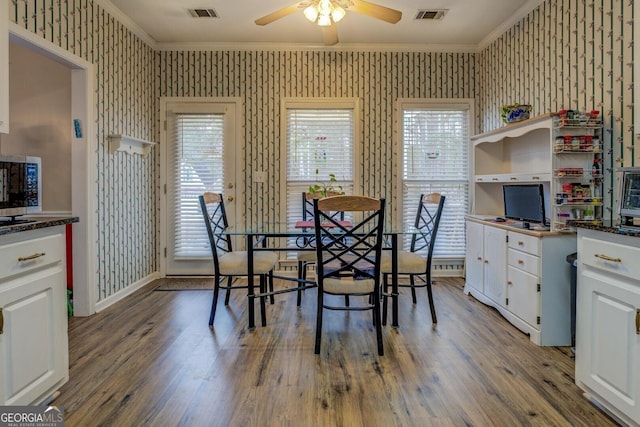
576, 228, 640, 426
0, 0, 9, 133
464, 220, 506, 307
465, 217, 575, 345
0, 226, 69, 405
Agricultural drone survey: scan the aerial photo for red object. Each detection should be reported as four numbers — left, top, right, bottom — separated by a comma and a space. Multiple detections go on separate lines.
295, 220, 353, 229
66, 223, 73, 290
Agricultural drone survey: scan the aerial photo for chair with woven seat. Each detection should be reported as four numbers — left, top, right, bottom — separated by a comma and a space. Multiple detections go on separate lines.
199, 192, 278, 327
296, 190, 345, 306
381, 193, 445, 324
313, 195, 386, 355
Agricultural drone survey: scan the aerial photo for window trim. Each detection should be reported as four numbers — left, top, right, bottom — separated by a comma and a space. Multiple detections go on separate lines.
280, 98, 362, 224
394, 98, 475, 230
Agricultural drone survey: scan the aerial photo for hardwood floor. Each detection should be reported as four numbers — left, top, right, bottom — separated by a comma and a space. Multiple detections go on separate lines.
54, 277, 619, 426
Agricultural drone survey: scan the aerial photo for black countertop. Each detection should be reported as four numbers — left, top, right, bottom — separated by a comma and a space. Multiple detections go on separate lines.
0, 216, 79, 237
570, 221, 640, 238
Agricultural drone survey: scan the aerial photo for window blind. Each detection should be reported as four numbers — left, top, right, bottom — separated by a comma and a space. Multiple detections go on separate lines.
402, 108, 469, 258
169, 113, 225, 258
285, 108, 355, 255
286, 108, 354, 223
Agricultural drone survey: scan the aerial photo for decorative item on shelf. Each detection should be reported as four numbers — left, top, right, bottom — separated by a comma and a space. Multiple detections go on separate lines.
501, 103, 532, 124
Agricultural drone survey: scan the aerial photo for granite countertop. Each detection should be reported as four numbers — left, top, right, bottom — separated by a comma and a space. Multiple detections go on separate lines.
570, 221, 640, 238
0, 216, 79, 236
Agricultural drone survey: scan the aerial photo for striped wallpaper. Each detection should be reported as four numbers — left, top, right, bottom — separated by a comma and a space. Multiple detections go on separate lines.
478, 0, 635, 220
9, 0, 635, 300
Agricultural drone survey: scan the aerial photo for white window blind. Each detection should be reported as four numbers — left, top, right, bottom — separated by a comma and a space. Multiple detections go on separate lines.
402, 108, 469, 258
169, 113, 225, 258
286, 108, 354, 225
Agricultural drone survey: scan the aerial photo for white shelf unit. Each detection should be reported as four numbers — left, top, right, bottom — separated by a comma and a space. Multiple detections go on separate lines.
0, 0, 9, 134
108, 134, 157, 156
471, 113, 602, 232
551, 119, 604, 232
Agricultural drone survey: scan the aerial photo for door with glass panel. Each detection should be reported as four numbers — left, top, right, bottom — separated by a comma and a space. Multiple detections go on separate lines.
162, 101, 239, 276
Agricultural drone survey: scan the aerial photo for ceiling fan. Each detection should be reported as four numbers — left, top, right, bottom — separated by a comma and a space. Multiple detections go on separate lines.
255, 0, 402, 46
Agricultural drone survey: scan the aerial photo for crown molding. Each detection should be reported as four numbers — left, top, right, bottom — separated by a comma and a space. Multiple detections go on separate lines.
95, 0, 157, 48
477, 0, 545, 50
154, 41, 478, 53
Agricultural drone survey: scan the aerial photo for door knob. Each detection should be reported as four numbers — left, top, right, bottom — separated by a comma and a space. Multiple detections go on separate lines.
228, 183, 234, 189
227, 196, 234, 202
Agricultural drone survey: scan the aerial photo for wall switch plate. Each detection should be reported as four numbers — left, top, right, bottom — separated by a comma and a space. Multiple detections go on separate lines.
254, 170, 267, 183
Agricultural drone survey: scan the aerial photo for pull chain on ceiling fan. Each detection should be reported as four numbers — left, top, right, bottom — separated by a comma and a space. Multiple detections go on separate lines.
255, 0, 402, 46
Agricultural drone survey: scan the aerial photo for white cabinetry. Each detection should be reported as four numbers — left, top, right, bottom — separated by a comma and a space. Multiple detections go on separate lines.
0, 226, 69, 405
576, 228, 640, 426
0, 0, 9, 133
464, 217, 576, 345
471, 113, 602, 232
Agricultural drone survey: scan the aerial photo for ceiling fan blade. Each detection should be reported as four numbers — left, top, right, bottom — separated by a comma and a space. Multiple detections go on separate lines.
322, 25, 339, 45
349, 0, 402, 24
255, 3, 301, 26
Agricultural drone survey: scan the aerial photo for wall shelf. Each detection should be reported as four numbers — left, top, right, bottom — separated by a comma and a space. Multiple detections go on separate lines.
108, 134, 156, 156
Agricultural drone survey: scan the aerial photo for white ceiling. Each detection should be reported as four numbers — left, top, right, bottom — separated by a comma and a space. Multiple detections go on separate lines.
101, 0, 544, 51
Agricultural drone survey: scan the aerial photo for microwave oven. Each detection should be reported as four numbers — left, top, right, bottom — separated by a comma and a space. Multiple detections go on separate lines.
618, 167, 640, 228
0, 154, 42, 219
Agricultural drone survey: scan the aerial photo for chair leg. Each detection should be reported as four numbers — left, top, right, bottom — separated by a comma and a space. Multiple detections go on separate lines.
374, 292, 384, 356
381, 273, 388, 325
208, 274, 222, 326
410, 275, 418, 304
297, 261, 304, 306
269, 270, 275, 304
260, 274, 267, 327
314, 292, 324, 354
224, 277, 233, 305
426, 273, 437, 324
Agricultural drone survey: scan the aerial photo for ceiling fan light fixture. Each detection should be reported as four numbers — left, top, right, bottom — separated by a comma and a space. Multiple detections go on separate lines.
317, 14, 332, 26
303, 6, 319, 22
331, 6, 346, 23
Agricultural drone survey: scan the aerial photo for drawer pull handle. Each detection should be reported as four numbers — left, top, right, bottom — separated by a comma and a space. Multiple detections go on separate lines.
518, 260, 524, 264
477, 256, 482, 261
0, 308, 3, 334
507, 281, 513, 285
594, 254, 621, 263
18, 252, 46, 262
637, 310, 640, 335
518, 241, 524, 246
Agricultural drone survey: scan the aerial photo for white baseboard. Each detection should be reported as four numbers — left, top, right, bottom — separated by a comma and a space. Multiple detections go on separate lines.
94, 272, 161, 313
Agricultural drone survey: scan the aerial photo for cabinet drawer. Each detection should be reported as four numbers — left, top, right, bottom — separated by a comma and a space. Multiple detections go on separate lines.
508, 232, 541, 256
0, 233, 64, 280
508, 248, 540, 276
581, 236, 640, 281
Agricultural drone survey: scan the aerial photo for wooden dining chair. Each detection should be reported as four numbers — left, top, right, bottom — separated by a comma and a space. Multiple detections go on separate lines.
313, 195, 386, 356
199, 192, 278, 327
381, 193, 445, 324
296, 190, 345, 305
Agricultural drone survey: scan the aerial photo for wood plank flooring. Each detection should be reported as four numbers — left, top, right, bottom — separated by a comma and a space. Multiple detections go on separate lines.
54, 277, 619, 426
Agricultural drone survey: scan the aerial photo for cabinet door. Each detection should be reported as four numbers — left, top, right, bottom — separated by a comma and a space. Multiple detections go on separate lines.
576, 270, 640, 423
507, 265, 539, 328
0, 267, 68, 405
465, 221, 484, 293
0, 0, 8, 134
483, 226, 507, 307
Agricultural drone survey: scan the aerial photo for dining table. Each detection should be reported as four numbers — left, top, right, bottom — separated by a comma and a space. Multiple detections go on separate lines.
224, 223, 418, 329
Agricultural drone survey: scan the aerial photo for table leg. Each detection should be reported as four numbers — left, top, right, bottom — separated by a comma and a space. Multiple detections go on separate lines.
392, 233, 399, 328
247, 233, 255, 330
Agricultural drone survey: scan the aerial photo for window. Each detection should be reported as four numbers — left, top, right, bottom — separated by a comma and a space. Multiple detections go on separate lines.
169, 112, 225, 258
399, 101, 472, 259
283, 100, 359, 233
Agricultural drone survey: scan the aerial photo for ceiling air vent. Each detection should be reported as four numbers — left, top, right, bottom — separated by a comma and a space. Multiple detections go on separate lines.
187, 8, 219, 18
414, 9, 448, 20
